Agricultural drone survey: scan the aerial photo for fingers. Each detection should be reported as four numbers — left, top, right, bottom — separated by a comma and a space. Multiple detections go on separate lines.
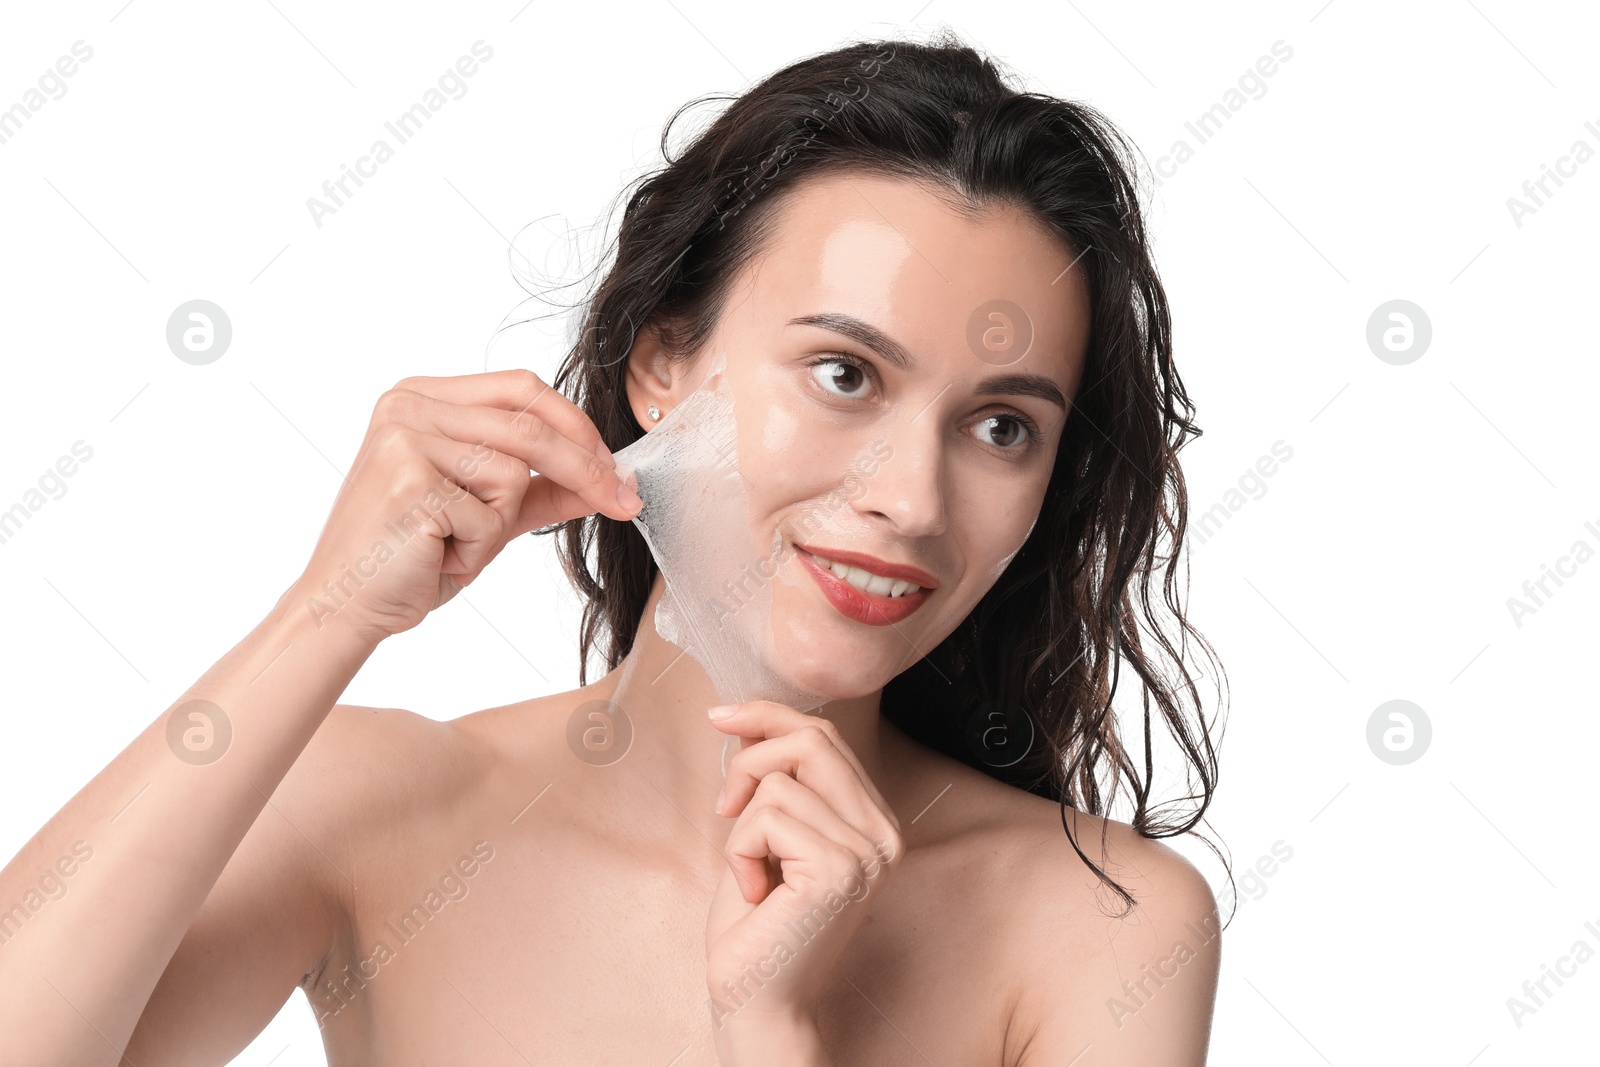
709, 701, 865, 768
350, 424, 505, 567
710, 703, 905, 911
429, 490, 504, 581
391, 367, 612, 461
718, 725, 883, 835
710, 703, 900, 834
371, 383, 642, 530
357, 426, 517, 572
723, 785, 885, 905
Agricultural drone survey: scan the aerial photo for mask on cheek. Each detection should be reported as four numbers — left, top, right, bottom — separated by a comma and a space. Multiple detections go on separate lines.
612, 352, 831, 716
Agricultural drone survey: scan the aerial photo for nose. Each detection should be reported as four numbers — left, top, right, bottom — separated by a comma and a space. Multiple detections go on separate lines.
850, 411, 948, 538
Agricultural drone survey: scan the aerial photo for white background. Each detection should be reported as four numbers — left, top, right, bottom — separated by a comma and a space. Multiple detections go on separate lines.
2, 1, 1596, 1063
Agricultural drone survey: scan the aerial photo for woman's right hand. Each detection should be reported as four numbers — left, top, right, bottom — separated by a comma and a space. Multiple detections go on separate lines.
291, 368, 642, 643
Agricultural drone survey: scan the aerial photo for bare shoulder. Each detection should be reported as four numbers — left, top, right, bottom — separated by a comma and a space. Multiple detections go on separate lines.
278, 703, 499, 900
293, 685, 595, 846
895, 741, 1216, 925
893, 745, 1218, 1066
268, 701, 502, 985
1001, 793, 1221, 1066
128, 700, 498, 1058
290, 703, 489, 828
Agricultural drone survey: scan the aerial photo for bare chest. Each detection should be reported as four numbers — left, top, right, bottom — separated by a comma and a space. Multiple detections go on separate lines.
310, 824, 1017, 1066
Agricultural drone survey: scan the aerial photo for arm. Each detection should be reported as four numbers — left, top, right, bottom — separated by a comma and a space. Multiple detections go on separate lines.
0, 367, 637, 1064
127, 700, 449, 1063
0, 583, 379, 1065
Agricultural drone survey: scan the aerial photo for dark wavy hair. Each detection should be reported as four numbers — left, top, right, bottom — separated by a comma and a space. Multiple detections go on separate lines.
530, 29, 1228, 914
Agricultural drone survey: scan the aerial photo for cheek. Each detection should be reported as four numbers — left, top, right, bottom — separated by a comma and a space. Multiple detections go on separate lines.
995, 492, 1043, 560
947, 477, 1043, 591
762, 403, 801, 452
736, 383, 866, 518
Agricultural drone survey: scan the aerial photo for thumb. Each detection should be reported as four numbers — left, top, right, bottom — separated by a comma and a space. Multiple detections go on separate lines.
510, 472, 606, 537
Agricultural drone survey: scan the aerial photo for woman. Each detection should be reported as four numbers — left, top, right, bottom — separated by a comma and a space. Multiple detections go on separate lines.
0, 32, 1224, 1065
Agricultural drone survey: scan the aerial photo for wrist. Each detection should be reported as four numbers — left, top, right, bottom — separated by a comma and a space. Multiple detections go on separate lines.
713, 1009, 828, 1066
272, 576, 387, 654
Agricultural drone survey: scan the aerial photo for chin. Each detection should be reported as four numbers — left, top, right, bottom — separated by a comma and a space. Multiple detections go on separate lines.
770, 652, 895, 703
762, 605, 918, 702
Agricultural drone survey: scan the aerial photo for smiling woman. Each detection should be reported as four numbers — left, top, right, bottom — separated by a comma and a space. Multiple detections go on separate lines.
0, 28, 1225, 1067
535, 28, 1226, 1064
554, 32, 1223, 905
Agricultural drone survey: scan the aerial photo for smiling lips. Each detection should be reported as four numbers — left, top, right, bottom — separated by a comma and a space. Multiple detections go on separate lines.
793, 543, 937, 626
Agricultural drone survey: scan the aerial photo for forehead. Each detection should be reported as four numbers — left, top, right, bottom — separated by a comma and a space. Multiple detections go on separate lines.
735, 170, 1091, 383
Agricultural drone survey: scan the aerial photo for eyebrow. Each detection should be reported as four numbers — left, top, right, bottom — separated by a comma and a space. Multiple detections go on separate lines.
787, 312, 1069, 412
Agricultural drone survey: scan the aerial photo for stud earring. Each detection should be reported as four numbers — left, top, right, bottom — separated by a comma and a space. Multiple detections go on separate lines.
647, 405, 661, 422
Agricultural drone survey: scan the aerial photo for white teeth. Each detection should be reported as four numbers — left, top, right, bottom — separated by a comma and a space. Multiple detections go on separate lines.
810, 553, 922, 598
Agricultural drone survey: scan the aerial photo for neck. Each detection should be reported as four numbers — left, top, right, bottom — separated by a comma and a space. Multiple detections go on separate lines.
589, 574, 905, 842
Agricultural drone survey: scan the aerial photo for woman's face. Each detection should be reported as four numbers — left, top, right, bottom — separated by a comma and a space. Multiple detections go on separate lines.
635, 171, 1092, 700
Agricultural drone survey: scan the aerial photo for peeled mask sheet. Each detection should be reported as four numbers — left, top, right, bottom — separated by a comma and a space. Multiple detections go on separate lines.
610, 353, 831, 719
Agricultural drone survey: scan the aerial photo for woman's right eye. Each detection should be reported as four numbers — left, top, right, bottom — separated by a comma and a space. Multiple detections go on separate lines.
809, 356, 872, 399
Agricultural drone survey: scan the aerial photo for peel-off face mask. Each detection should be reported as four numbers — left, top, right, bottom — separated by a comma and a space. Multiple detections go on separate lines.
611, 352, 832, 715
608, 347, 1041, 715
606, 346, 1041, 781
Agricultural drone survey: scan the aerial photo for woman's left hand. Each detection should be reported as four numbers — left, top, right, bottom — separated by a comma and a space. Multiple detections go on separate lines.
703, 700, 905, 1063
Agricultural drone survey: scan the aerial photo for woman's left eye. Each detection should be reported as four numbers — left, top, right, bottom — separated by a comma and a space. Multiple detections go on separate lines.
974, 414, 1033, 449
809, 357, 872, 399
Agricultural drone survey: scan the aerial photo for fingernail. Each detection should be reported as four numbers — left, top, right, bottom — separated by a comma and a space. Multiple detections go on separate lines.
594, 438, 615, 466
714, 785, 726, 815
617, 482, 643, 514
707, 704, 735, 720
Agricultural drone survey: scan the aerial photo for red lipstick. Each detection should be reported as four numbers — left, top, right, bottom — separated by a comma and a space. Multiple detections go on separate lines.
793, 544, 935, 626
792, 544, 939, 589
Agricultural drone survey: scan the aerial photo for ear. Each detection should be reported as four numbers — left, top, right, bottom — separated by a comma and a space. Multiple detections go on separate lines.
622, 319, 699, 429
